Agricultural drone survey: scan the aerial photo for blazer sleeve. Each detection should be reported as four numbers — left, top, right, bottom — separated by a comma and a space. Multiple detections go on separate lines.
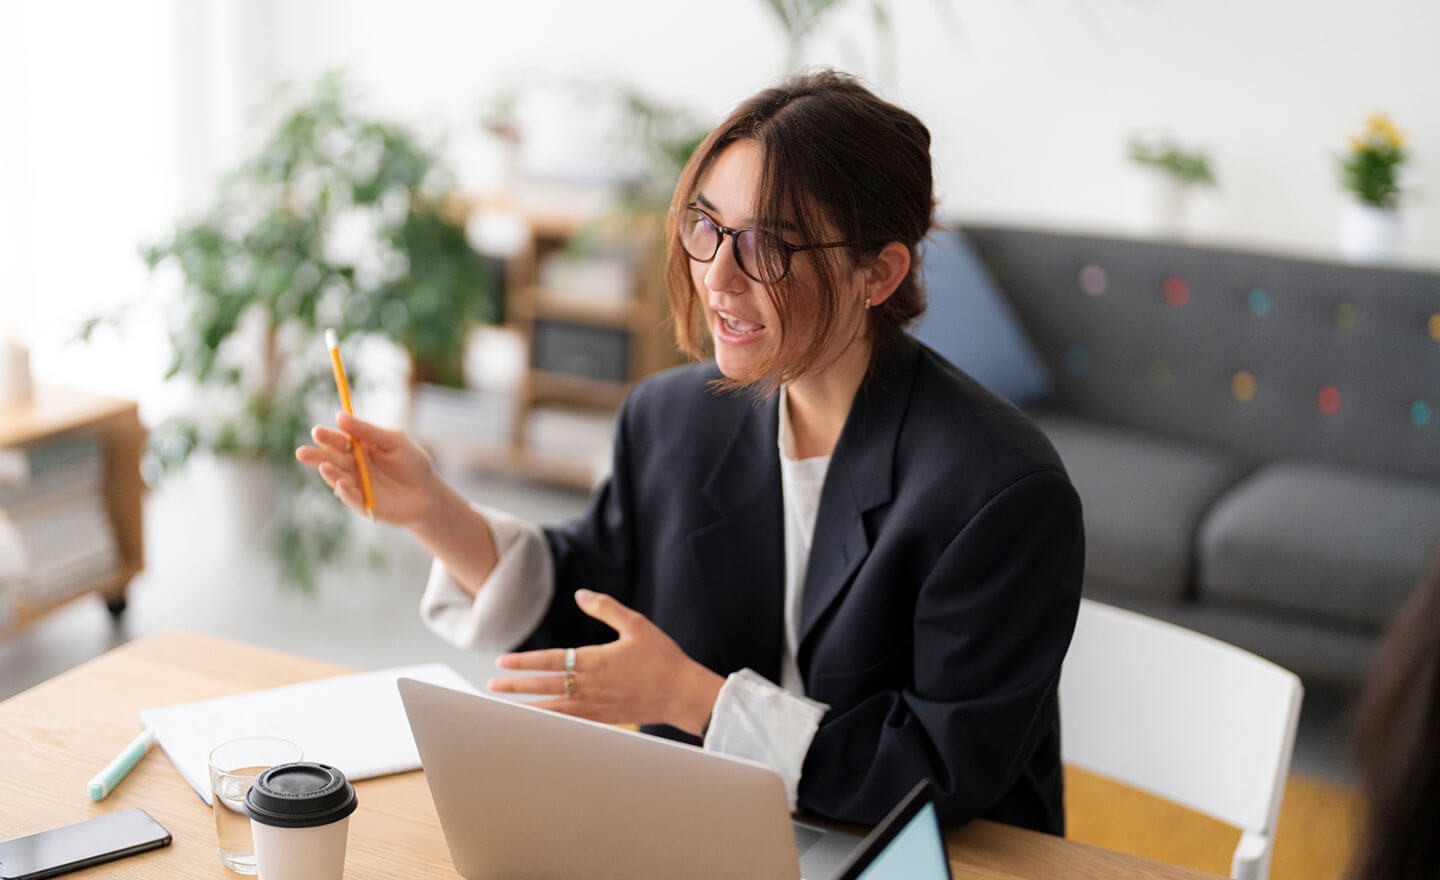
798, 469, 1084, 830
521, 396, 643, 652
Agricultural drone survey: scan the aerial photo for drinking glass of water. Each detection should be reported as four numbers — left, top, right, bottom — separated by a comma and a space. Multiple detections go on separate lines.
208, 736, 303, 874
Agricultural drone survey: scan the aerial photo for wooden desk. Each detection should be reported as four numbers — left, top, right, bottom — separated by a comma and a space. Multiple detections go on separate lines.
0, 631, 1220, 879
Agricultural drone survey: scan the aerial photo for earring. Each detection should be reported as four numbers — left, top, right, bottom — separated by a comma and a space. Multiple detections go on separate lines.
863, 298, 873, 310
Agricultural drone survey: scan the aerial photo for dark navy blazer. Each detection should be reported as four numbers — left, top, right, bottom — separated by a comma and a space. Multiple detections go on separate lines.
526, 337, 1085, 834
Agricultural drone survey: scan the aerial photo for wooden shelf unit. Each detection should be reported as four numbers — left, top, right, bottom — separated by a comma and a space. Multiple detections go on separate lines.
0, 387, 145, 634
423, 206, 676, 490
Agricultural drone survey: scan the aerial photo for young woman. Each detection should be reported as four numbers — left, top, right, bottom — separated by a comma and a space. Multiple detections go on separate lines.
298, 69, 1085, 834
1345, 554, 1440, 880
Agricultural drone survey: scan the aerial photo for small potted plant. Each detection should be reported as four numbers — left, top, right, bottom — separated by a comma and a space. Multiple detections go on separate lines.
124, 71, 498, 590
1338, 113, 1408, 263
1128, 134, 1218, 237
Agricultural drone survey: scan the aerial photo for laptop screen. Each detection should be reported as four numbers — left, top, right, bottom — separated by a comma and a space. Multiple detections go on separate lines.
833, 781, 953, 880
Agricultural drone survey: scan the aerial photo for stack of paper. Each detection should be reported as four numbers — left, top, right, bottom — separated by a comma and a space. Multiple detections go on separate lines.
410, 382, 518, 449
0, 433, 118, 608
139, 663, 477, 804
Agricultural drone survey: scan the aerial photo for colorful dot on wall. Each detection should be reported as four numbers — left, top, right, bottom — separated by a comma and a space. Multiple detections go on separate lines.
1146, 358, 1171, 389
1064, 345, 1091, 376
1334, 302, 1358, 329
1078, 264, 1108, 296
1248, 288, 1273, 318
1430, 313, 1440, 342
1318, 385, 1342, 415
1413, 401, 1433, 428
1231, 371, 1257, 403
1163, 276, 1190, 309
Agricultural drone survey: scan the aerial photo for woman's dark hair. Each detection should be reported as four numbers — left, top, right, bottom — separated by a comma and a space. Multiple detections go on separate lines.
1345, 550, 1440, 880
665, 69, 935, 388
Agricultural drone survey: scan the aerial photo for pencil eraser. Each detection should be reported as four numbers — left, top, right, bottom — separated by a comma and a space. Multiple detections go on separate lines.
88, 780, 106, 801
324, 328, 339, 350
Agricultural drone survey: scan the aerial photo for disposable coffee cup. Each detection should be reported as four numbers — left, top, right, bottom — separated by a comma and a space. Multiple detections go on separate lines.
244, 762, 358, 880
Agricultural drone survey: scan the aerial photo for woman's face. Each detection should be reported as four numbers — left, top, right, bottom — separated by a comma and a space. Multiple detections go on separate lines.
688, 139, 781, 382
688, 140, 865, 384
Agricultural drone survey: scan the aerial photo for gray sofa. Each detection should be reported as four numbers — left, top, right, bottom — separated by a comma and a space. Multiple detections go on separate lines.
917, 224, 1440, 687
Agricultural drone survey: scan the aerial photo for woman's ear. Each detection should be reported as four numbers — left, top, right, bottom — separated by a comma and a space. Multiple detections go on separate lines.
863, 242, 912, 308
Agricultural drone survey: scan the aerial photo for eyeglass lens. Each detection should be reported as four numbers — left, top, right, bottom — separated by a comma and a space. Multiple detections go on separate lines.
679, 208, 785, 283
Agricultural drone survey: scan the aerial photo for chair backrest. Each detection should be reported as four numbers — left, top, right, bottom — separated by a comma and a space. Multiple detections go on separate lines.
1059, 599, 1304, 880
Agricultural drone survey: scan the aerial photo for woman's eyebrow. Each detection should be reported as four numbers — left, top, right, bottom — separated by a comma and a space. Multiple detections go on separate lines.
694, 192, 735, 220
694, 192, 799, 233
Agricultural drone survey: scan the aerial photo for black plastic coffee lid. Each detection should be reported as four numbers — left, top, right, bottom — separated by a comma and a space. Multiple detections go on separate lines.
244, 762, 358, 828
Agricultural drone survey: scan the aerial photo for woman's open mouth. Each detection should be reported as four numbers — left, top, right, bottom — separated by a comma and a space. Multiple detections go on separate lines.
714, 308, 764, 342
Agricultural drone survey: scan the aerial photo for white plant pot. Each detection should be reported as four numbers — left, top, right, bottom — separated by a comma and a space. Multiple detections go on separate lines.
0, 339, 32, 407
1149, 178, 1192, 239
1339, 203, 1401, 264
206, 455, 285, 546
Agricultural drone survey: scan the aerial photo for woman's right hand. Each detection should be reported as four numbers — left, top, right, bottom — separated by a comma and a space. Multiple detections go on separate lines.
295, 411, 440, 529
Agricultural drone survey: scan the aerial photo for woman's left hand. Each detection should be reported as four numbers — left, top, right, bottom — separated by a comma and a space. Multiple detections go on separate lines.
489, 590, 724, 736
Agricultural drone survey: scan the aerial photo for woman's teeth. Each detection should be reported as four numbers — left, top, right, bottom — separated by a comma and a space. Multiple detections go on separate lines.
720, 312, 761, 335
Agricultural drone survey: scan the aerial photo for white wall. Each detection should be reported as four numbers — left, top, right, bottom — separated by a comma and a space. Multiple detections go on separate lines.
0, 0, 182, 400
3, 0, 1437, 404
259, 0, 1439, 261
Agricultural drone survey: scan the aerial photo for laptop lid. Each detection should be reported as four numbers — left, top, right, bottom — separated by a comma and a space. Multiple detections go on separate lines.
830, 780, 954, 880
398, 677, 802, 880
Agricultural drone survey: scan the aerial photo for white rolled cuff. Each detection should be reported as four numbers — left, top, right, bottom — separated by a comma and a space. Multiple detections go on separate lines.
702, 668, 829, 812
418, 504, 555, 656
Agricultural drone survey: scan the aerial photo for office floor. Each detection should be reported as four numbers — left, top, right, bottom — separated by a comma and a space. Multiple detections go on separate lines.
0, 459, 1360, 787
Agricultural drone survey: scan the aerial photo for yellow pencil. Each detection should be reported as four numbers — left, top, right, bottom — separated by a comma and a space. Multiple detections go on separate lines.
325, 328, 376, 517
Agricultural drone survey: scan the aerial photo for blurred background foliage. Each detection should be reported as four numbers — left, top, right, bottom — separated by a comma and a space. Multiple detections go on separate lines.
87, 71, 499, 590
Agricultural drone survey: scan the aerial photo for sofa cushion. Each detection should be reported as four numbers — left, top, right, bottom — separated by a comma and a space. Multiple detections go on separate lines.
1198, 460, 1440, 630
910, 229, 1052, 406
1033, 414, 1248, 601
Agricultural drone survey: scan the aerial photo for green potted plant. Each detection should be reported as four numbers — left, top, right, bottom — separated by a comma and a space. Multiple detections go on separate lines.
759, 0, 956, 81
1128, 134, 1218, 237
1338, 113, 1408, 263
128, 71, 498, 589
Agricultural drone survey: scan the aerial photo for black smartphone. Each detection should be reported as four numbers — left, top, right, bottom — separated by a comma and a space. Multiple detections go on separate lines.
0, 808, 172, 880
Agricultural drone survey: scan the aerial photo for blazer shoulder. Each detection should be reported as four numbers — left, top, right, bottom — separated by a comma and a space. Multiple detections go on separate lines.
906, 345, 1069, 482
620, 361, 765, 443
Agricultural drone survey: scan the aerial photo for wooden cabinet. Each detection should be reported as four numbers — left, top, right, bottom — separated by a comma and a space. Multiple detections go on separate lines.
514, 211, 672, 386
0, 387, 144, 633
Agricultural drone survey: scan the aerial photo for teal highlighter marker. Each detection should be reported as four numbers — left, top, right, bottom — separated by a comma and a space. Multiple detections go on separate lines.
87, 729, 155, 801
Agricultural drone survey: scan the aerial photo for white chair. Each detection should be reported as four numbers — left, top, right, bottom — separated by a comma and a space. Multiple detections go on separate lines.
1059, 599, 1304, 880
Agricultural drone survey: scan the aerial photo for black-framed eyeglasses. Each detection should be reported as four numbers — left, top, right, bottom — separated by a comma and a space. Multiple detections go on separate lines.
677, 205, 867, 284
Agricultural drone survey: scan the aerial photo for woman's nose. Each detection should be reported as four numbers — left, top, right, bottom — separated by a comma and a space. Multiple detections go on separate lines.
704, 236, 749, 292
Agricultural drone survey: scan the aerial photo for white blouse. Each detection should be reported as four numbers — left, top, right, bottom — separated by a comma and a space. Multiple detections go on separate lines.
419, 386, 831, 810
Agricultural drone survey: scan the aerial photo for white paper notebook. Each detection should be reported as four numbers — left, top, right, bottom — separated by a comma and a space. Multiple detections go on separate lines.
139, 663, 476, 804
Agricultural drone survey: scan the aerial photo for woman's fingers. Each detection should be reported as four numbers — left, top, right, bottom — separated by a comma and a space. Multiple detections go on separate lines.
296, 426, 353, 473
495, 648, 573, 672
487, 673, 572, 696
336, 411, 400, 451
574, 589, 643, 637
484, 593, 717, 732
312, 424, 353, 453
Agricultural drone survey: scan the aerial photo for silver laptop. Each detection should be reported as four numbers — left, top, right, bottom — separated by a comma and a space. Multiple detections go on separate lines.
398, 678, 863, 880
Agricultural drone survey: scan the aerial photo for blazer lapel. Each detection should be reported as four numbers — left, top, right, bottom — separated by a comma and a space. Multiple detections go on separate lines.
687, 397, 786, 679
797, 342, 918, 650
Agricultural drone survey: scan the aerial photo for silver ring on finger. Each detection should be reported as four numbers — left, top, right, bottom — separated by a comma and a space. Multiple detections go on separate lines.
564, 647, 576, 673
